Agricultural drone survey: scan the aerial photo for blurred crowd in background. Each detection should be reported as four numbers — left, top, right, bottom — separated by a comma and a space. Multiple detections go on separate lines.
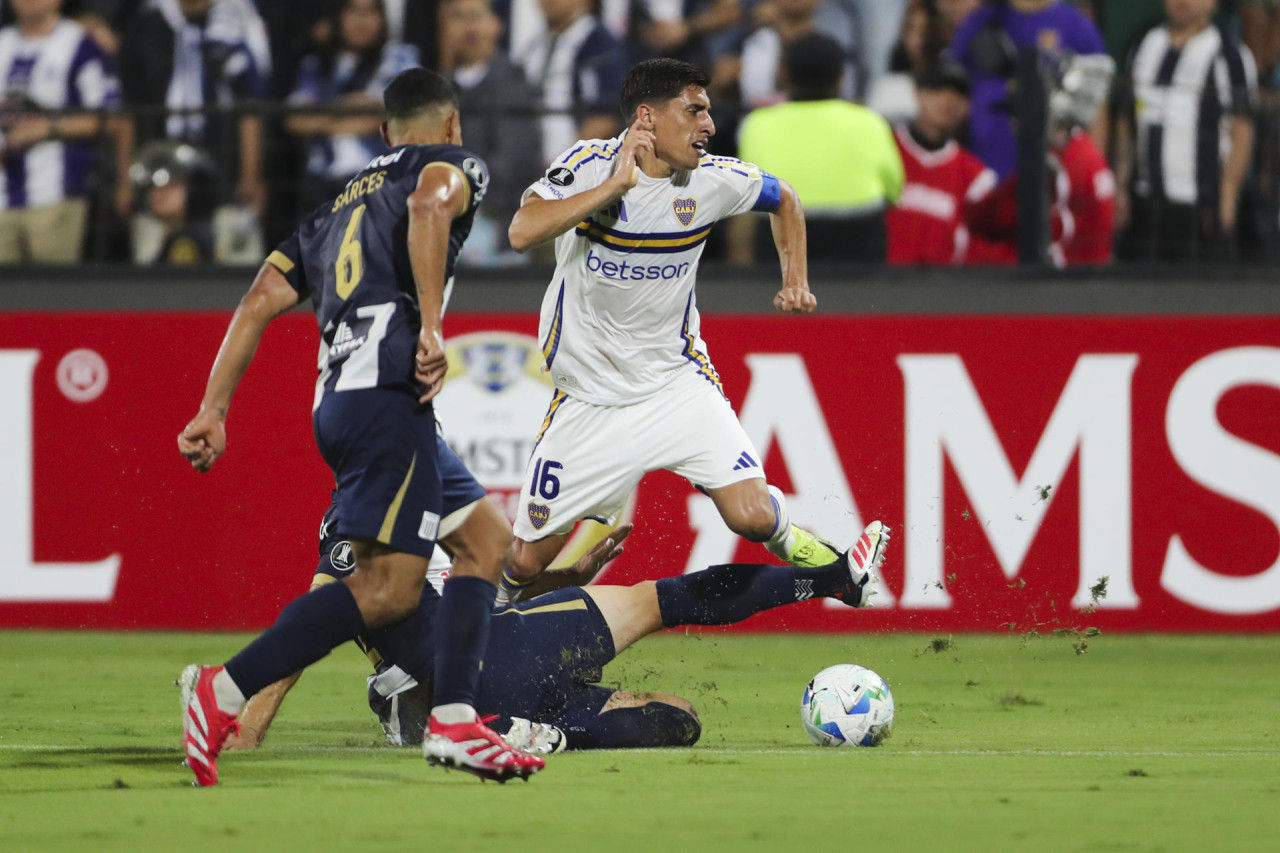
0, 0, 1275, 268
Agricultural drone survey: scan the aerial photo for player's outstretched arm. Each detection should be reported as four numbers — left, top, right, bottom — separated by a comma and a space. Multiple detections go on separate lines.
507, 119, 654, 252
520, 524, 634, 598
768, 179, 817, 315
408, 163, 471, 403
178, 263, 301, 472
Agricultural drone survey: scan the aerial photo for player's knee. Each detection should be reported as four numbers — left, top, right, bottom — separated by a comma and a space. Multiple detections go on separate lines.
444, 527, 512, 581
724, 497, 779, 543
346, 571, 423, 625
647, 700, 701, 747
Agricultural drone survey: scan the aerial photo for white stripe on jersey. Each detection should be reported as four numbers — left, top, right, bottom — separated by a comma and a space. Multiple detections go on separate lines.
526, 136, 769, 406
1131, 25, 1257, 204
0, 19, 119, 209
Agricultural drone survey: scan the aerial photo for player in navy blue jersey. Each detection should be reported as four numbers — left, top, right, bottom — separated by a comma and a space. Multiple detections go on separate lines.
243, 517, 889, 753
176, 68, 543, 785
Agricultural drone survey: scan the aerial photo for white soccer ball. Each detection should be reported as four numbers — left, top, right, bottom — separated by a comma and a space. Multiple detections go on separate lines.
801, 664, 895, 747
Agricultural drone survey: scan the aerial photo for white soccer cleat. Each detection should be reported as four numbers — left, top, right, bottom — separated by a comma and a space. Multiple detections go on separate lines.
503, 717, 567, 755
838, 521, 891, 608
423, 715, 546, 782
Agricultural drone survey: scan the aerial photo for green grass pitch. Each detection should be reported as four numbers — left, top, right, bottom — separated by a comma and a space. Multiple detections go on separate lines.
2, 630, 1278, 852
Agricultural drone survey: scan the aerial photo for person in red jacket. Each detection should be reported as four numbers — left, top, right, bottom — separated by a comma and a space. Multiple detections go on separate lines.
886, 59, 1000, 266
1050, 126, 1115, 265
966, 53, 1116, 266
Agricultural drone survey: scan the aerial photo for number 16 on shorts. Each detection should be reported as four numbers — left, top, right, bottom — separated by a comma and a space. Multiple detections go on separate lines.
530, 458, 562, 500
526, 458, 561, 532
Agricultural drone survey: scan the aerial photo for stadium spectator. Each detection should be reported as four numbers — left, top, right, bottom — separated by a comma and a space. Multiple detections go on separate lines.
1114, 0, 1257, 261
967, 52, 1117, 264
260, 0, 440, 98
128, 139, 216, 264
1072, 0, 1276, 72
60, 0, 142, 56
736, 32, 904, 262
846, 0, 911, 93
0, 0, 129, 263
629, 0, 745, 70
441, 0, 543, 264
738, 0, 860, 108
951, 0, 1106, 177
118, 0, 272, 259
886, 59, 1000, 266
502, 0, 702, 60
868, 0, 945, 125
283, 0, 419, 213
520, 0, 627, 166
938, 0, 983, 44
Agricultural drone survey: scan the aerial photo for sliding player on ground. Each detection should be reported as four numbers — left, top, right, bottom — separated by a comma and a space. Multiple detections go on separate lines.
225, 519, 890, 752
361, 520, 889, 751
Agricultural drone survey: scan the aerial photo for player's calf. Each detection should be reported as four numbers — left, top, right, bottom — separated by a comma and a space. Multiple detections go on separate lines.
559, 695, 701, 750
654, 521, 891, 626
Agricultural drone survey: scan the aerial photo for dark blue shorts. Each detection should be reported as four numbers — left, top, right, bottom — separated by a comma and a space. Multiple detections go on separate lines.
475, 588, 617, 725
313, 388, 442, 560
316, 430, 489, 578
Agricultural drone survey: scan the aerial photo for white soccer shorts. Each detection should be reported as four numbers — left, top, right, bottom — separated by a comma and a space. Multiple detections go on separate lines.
513, 366, 766, 541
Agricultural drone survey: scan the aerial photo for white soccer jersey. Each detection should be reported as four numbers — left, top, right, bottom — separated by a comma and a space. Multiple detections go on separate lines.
526, 135, 782, 405
0, 19, 120, 209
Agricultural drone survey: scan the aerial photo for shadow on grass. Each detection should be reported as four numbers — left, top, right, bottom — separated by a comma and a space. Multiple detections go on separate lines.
6, 745, 179, 769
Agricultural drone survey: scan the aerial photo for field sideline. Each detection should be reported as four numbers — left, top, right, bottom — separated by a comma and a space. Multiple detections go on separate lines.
2, 631, 1277, 852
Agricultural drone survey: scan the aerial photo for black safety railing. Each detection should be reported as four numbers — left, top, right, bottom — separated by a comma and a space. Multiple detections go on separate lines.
11, 84, 1280, 267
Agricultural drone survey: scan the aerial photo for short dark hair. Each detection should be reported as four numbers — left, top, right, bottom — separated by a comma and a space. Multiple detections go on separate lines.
916, 57, 971, 97
620, 59, 711, 120
785, 33, 845, 101
383, 68, 459, 121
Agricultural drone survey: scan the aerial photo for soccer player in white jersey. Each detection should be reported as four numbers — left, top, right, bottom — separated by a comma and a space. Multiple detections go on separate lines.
504, 58, 888, 597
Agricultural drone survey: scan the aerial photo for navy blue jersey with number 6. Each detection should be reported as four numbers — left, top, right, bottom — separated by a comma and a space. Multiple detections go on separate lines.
266, 144, 489, 403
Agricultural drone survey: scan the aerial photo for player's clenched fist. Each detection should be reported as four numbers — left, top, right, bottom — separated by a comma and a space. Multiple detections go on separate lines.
178, 409, 226, 472
774, 286, 817, 314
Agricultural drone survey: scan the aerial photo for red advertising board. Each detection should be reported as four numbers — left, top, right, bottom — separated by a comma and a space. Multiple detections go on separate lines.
2, 311, 1278, 632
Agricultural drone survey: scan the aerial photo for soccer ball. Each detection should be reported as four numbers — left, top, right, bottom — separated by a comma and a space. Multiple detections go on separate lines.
801, 664, 894, 747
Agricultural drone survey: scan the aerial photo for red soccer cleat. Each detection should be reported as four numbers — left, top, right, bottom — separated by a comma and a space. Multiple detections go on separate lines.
422, 715, 546, 782
178, 664, 241, 787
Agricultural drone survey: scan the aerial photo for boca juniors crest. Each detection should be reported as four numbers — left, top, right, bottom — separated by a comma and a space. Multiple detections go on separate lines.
527, 502, 551, 531
673, 197, 697, 227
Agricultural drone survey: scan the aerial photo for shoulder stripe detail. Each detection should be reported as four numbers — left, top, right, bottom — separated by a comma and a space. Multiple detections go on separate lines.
266, 250, 295, 274
420, 161, 472, 210
699, 154, 761, 178
575, 219, 713, 254
700, 162, 751, 177
566, 144, 619, 171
